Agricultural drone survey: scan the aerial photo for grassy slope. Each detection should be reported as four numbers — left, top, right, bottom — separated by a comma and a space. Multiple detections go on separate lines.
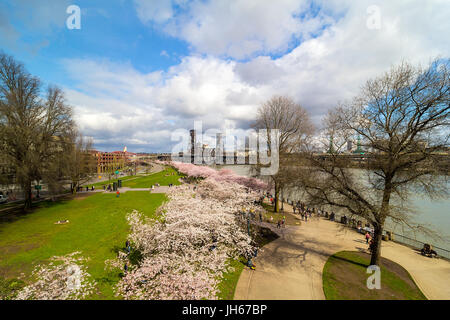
217, 258, 246, 300
0, 192, 166, 299
323, 251, 427, 300
261, 202, 302, 226
122, 167, 182, 188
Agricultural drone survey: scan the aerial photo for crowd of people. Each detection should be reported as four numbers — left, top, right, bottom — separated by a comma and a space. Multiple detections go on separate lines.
75, 185, 95, 192
259, 192, 380, 253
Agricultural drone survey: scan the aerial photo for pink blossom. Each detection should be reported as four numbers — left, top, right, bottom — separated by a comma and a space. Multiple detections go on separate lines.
171, 162, 268, 191
110, 177, 264, 300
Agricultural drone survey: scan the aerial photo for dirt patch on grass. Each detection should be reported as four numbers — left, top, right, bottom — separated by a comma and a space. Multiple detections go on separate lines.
323, 251, 426, 300
0, 242, 40, 257
73, 192, 96, 200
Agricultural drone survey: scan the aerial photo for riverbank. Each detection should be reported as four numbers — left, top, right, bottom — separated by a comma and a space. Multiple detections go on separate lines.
215, 164, 450, 252
234, 211, 450, 299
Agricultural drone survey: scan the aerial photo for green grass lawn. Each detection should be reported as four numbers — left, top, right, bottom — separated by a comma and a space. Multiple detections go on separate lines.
82, 174, 137, 188
122, 167, 182, 188
261, 202, 302, 226
0, 191, 167, 299
217, 258, 246, 300
323, 251, 427, 300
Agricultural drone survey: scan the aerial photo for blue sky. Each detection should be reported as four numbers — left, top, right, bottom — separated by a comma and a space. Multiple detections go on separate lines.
0, 0, 189, 86
1, 0, 449, 152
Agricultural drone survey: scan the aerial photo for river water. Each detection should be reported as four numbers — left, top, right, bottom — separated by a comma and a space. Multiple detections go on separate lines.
213, 164, 450, 251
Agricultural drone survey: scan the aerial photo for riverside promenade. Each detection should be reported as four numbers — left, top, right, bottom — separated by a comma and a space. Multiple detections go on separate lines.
234, 203, 450, 300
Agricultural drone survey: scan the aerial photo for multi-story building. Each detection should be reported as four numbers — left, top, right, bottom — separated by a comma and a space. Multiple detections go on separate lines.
91, 148, 137, 175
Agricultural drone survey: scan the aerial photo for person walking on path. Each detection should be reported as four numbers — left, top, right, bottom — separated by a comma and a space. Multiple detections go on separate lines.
365, 231, 371, 244
116, 190, 120, 198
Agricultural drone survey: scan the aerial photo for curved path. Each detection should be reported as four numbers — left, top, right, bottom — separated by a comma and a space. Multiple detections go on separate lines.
234, 207, 450, 300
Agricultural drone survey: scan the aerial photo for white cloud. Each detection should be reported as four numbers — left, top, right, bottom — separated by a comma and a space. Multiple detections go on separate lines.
65, 0, 449, 151
134, 0, 335, 59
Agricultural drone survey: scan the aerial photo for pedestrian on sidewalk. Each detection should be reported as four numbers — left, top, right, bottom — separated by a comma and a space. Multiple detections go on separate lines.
365, 231, 371, 244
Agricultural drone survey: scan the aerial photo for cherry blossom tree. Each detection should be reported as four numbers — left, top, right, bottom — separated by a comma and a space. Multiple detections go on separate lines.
171, 162, 268, 190
108, 167, 266, 300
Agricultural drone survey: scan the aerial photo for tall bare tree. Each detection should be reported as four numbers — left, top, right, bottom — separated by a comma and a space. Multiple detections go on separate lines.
0, 52, 75, 209
65, 131, 96, 194
253, 95, 314, 212
297, 59, 449, 266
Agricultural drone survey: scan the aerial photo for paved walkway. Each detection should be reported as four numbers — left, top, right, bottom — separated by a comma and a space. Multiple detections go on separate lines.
234, 203, 450, 300
85, 186, 171, 194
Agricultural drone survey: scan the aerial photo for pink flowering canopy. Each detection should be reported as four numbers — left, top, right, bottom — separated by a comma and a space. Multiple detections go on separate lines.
171, 162, 268, 191
108, 170, 266, 300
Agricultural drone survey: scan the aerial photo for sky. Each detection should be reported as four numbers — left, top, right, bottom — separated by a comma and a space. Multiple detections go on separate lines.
0, 0, 449, 152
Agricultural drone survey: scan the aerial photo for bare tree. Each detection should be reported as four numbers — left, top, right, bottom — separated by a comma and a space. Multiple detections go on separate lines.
65, 131, 96, 194
297, 59, 449, 266
0, 52, 75, 209
253, 95, 314, 212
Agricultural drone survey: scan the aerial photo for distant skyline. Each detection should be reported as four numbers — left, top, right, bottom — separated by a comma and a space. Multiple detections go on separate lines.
1, 0, 449, 152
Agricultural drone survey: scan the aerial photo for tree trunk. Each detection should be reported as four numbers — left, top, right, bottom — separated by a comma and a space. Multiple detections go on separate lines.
23, 182, 33, 210
71, 182, 78, 194
274, 182, 280, 213
370, 224, 383, 266
370, 177, 391, 266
